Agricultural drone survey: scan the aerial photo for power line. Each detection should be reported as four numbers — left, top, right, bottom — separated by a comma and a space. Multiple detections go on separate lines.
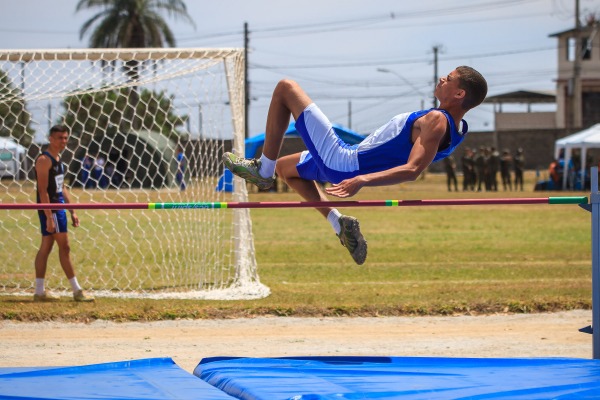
178, 0, 545, 43
251, 46, 554, 70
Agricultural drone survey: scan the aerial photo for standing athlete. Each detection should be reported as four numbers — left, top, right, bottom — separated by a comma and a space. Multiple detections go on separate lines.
34, 125, 94, 302
224, 66, 487, 265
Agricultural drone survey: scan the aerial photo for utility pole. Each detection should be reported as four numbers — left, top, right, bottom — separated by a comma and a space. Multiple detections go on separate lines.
432, 45, 440, 108
347, 100, 352, 130
244, 22, 250, 138
573, 0, 583, 128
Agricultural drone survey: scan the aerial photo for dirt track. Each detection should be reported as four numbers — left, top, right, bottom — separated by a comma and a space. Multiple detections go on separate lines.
0, 310, 593, 373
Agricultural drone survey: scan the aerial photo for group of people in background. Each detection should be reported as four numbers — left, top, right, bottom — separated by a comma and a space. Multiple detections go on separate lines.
547, 148, 592, 191
73, 146, 186, 191
78, 153, 113, 189
444, 146, 525, 192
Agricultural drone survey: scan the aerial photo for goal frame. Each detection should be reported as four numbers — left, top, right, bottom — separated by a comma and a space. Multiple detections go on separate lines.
0, 47, 269, 300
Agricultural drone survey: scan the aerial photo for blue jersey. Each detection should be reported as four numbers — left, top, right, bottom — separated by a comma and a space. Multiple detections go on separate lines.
35, 151, 65, 208
355, 108, 468, 175
295, 105, 468, 184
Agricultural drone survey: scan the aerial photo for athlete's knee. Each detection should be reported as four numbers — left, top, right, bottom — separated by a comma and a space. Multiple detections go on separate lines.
58, 245, 71, 256
275, 159, 292, 181
276, 78, 299, 92
276, 155, 300, 181
273, 79, 302, 102
39, 238, 54, 253
56, 239, 71, 255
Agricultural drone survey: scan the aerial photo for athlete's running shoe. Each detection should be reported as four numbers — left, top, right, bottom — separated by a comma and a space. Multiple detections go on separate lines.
337, 215, 367, 265
223, 152, 275, 190
73, 290, 95, 302
33, 291, 60, 302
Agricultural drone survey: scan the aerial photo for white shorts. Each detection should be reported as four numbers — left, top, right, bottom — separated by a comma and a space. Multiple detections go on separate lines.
295, 103, 359, 183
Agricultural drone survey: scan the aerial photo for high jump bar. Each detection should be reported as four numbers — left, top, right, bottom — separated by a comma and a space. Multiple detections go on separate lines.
0, 196, 589, 210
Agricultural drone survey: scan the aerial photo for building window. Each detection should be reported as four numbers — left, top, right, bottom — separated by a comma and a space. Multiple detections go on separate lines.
567, 36, 592, 61
582, 37, 592, 60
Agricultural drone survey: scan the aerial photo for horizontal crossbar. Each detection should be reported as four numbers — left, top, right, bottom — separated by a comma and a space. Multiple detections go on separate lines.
0, 197, 589, 210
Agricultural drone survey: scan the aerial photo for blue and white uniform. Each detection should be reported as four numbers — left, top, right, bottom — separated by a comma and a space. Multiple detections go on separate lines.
295, 103, 468, 184
35, 151, 68, 236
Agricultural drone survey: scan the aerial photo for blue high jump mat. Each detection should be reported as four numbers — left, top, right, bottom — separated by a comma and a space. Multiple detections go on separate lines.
194, 356, 600, 400
2, 356, 600, 399
0, 357, 236, 400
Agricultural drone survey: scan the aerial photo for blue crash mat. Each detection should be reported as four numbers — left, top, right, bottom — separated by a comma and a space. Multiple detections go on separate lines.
0, 357, 235, 400
194, 356, 600, 399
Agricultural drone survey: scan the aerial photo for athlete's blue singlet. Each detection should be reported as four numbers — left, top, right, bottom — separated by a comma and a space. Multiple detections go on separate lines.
295, 104, 468, 184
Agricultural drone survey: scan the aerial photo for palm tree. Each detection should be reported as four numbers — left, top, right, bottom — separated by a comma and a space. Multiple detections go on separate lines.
76, 0, 195, 131
76, 0, 195, 49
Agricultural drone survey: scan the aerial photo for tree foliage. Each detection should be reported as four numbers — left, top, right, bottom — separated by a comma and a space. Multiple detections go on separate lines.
76, 0, 195, 48
61, 87, 188, 145
0, 69, 34, 146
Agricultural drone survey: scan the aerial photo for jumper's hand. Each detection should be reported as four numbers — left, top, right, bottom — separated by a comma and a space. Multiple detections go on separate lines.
326, 177, 365, 198
71, 212, 80, 228
45, 217, 56, 233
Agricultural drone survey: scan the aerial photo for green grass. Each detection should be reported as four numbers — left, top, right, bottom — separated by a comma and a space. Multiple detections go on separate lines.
0, 172, 592, 321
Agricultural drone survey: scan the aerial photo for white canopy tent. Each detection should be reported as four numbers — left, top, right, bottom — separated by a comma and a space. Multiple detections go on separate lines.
555, 124, 600, 190
0, 137, 27, 178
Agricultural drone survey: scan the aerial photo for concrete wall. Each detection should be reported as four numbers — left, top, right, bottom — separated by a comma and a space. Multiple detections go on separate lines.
495, 112, 556, 131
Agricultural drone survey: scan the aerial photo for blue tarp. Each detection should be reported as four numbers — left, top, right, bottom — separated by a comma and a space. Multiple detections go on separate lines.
216, 168, 234, 192
0, 358, 235, 400
244, 122, 365, 159
194, 356, 600, 400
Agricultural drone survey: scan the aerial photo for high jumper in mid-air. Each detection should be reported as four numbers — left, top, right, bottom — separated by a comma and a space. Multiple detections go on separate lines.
224, 66, 488, 265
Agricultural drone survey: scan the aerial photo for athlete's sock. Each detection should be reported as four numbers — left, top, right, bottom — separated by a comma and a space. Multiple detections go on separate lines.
258, 154, 276, 179
35, 278, 45, 295
69, 277, 82, 292
327, 209, 343, 235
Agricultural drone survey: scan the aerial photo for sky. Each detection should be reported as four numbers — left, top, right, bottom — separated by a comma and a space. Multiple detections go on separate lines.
0, 0, 598, 137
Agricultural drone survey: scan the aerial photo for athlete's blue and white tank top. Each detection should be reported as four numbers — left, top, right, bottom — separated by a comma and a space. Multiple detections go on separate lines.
355, 108, 468, 174
35, 151, 65, 209
295, 105, 468, 184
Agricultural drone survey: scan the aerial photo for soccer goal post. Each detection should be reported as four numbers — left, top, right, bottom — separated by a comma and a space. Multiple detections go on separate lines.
0, 48, 269, 300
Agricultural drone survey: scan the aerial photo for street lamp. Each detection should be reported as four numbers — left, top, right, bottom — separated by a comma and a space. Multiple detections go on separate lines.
377, 68, 427, 109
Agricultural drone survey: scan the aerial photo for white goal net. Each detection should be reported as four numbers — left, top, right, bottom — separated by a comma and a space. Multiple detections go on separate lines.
0, 48, 269, 299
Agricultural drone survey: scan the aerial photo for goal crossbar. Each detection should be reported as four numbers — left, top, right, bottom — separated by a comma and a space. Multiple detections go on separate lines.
0, 48, 243, 62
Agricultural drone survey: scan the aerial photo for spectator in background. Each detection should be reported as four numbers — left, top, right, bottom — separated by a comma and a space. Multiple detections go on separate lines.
558, 149, 576, 189
500, 149, 512, 191
176, 146, 187, 191
89, 153, 105, 189
78, 154, 93, 188
514, 148, 525, 191
475, 146, 486, 191
489, 147, 500, 191
549, 158, 561, 189
461, 147, 475, 191
96, 153, 110, 189
104, 161, 115, 188
33, 125, 94, 303
444, 155, 459, 191
83, 155, 96, 189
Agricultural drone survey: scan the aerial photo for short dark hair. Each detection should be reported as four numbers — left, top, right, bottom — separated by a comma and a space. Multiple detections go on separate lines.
456, 66, 487, 110
49, 125, 69, 136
